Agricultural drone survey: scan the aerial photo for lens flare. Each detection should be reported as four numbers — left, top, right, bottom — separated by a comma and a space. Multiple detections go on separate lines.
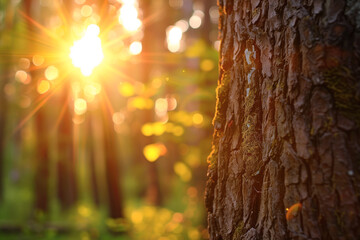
69, 24, 104, 76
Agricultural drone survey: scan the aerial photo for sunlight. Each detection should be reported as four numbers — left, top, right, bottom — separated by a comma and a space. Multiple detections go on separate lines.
166, 26, 182, 52
118, 2, 142, 32
69, 24, 104, 76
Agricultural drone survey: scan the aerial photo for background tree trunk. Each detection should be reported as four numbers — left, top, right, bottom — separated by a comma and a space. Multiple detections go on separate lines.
101, 92, 124, 219
139, 0, 167, 206
25, 0, 50, 214
56, 0, 78, 210
206, 0, 360, 239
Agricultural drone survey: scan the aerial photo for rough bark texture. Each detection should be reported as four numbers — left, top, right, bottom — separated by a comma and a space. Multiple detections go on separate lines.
206, 0, 360, 239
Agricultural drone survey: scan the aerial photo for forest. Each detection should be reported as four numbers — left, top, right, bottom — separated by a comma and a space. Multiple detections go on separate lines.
0, 0, 218, 239
2, 0, 360, 240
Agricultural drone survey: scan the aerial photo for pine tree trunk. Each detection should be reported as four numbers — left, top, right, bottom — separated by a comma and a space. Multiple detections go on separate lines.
24, 0, 50, 214
206, 1, 360, 239
57, 84, 77, 209
57, 0, 78, 209
0, 0, 16, 202
101, 93, 124, 219
139, 0, 167, 206
87, 115, 100, 206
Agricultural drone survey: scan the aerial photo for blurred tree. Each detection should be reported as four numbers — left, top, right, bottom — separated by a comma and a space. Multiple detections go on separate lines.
87, 115, 100, 206
0, 0, 15, 202
56, 0, 78, 210
24, 0, 51, 214
139, 0, 168, 206
206, 0, 360, 239
100, 92, 124, 219
98, 0, 124, 219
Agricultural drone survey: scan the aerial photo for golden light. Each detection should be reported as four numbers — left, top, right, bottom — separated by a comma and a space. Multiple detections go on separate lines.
131, 210, 143, 224
84, 83, 101, 102
118, 3, 142, 32
81, 5, 93, 17
129, 41, 142, 55
143, 143, 167, 162
120, 4, 138, 19
175, 19, 189, 32
166, 26, 182, 52
84, 83, 101, 96
75, 0, 86, 4
15, 70, 31, 84
174, 162, 192, 182
37, 80, 50, 94
200, 59, 214, 72
78, 205, 91, 217
141, 123, 153, 136
112, 112, 125, 124
214, 40, 220, 51
155, 98, 168, 116
167, 97, 177, 111
189, 10, 203, 29
189, 15, 201, 29
152, 122, 166, 136
74, 98, 87, 115
128, 97, 153, 110
69, 24, 104, 77
45, 65, 59, 80
119, 82, 135, 97
173, 126, 184, 136
32, 55, 45, 66
192, 113, 203, 125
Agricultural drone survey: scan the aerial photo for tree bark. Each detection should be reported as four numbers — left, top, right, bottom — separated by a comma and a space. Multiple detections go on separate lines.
206, 1, 360, 239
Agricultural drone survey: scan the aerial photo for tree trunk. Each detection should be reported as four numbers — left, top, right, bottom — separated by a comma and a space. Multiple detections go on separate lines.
24, 0, 50, 214
0, 0, 17, 202
206, 1, 360, 239
57, 83, 77, 209
101, 92, 124, 219
56, 0, 78, 210
87, 114, 100, 207
139, 0, 168, 206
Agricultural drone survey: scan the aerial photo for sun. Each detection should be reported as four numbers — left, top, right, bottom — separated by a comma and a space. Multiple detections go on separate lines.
69, 24, 104, 77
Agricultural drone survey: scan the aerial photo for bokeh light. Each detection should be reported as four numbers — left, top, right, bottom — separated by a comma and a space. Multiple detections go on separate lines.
74, 98, 87, 115
129, 41, 142, 55
37, 80, 50, 94
143, 143, 167, 162
118, 1, 142, 32
45, 65, 59, 80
